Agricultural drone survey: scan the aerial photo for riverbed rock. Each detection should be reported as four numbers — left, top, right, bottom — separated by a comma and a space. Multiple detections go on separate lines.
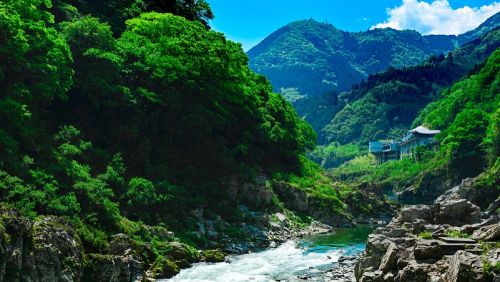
84, 253, 145, 282
147, 256, 180, 279
202, 249, 226, 263
445, 250, 485, 282
378, 243, 399, 272
30, 216, 84, 282
0, 209, 85, 282
162, 241, 200, 263
414, 239, 441, 260
395, 260, 429, 282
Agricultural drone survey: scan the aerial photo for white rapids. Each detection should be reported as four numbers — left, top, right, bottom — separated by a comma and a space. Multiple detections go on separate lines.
163, 238, 366, 282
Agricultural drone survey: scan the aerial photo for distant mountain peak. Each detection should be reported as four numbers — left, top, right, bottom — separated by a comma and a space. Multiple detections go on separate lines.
248, 11, 500, 98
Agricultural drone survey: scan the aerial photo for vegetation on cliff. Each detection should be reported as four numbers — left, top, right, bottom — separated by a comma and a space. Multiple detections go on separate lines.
332, 49, 500, 204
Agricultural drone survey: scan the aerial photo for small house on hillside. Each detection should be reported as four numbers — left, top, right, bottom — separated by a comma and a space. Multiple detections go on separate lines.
399, 126, 440, 159
369, 126, 440, 164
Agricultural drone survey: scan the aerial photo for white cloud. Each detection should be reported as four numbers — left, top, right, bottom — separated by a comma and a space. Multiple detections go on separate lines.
372, 0, 500, 35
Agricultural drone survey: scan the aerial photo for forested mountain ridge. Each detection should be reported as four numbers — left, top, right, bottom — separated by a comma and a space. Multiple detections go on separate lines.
248, 20, 450, 98
308, 26, 500, 168
322, 27, 500, 145
247, 12, 500, 101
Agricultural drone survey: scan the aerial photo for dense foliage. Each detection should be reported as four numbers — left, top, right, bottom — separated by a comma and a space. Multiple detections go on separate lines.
52, 0, 214, 31
0, 0, 321, 257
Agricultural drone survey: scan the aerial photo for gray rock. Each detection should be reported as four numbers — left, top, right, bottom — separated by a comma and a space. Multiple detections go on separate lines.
414, 239, 441, 260
275, 213, 289, 227
434, 199, 481, 226
446, 250, 485, 282
397, 205, 433, 223
85, 253, 145, 282
459, 216, 499, 234
383, 272, 394, 282
486, 197, 500, 215
395, 260, 429, 282
471, 223, 500, 241
379, 243, 399, 272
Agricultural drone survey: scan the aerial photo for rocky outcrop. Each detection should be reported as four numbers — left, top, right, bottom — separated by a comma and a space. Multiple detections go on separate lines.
227, 175, 274, 209
355, 186, 500, 282
446, 250, 486, 282
0, 208, 84, 282
272, 181, 352, 226
399, 168, 456, 204
471, 223, 500, 241
0, 207, 193, 282
401, 170, 500, 209
434, 199, 481, 226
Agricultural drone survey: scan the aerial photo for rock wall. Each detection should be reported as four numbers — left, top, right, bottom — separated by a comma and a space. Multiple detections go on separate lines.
0, 208, 83, 282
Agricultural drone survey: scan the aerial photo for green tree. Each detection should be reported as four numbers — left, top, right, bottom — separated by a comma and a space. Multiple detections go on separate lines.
0, 0, 73, 170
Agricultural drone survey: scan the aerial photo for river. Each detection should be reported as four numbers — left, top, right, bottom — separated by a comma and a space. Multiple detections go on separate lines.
164, 225, 373, 282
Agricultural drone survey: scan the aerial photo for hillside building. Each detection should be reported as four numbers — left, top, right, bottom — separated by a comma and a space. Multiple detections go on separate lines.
369, 126, 440, 164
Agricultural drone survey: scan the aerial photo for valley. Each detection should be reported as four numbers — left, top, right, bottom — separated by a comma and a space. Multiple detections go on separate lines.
0, 0, 498, 281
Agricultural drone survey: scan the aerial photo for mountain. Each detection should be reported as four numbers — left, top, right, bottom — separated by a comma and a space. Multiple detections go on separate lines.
309, 27, 500, 168
248, 12, 500, 102
457, 11, 500, 44
248, 20, 452, 98
321, 27, 500, 145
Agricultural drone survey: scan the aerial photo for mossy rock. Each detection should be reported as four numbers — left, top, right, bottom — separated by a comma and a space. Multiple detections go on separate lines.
82, 253, 114, 281
149, 256, 180, 279
159, 241, 200, 263
202, 249, 225, 263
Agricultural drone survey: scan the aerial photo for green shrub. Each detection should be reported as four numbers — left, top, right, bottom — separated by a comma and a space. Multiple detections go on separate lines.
445, 230, 469, 238
418, 231, 433, 239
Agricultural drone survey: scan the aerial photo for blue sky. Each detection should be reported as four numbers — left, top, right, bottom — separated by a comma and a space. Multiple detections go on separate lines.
207, 0, 500, 51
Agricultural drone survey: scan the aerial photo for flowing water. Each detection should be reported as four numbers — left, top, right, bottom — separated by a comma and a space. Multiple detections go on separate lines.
165, 225, 373, 282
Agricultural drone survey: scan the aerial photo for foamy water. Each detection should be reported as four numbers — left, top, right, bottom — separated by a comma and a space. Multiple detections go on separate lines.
163, 226, 372, 282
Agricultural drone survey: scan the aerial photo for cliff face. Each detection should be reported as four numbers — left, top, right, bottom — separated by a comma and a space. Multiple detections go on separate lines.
0, 208, 84, 281
0, 207, 188, 282
355, 175, 500, 282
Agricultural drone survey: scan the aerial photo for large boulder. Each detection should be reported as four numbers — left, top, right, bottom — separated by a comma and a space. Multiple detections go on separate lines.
147, 256, 180, 279
201, 249, 225, 263
378, 243, 399, 272
446, 251, 485, 282
0, 207, 33, 281
395, 260, 429, 282
434, 199, 481, 226
413, 239, 441, 260
397, 205, 433, 223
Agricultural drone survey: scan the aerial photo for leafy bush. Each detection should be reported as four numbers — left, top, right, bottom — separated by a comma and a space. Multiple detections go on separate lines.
418, 231, 433, 239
